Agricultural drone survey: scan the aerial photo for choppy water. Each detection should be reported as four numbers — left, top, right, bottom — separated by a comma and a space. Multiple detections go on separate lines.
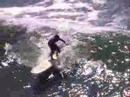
0, 0, 130, 31
0, 0, 130, 97
0, 31, 130, 97
0, 54, 109, 97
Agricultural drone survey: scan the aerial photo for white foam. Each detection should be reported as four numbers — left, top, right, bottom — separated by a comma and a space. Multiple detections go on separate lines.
23, 83, 31, 89
0, 0, 129, 32
1, 62, 8, 67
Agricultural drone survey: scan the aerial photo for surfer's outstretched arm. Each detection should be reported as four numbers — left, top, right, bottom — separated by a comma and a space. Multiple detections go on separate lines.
59, 38, 66, 44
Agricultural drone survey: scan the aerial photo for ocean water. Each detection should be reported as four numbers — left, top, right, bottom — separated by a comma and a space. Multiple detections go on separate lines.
0, 0, 130, 97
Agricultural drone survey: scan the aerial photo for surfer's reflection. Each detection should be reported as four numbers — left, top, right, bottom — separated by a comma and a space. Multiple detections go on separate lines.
32, 66, 63, 95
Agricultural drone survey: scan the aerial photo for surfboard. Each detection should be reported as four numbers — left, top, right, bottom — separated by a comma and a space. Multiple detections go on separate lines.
31, 59, 52, 74
31, 53, 58, 74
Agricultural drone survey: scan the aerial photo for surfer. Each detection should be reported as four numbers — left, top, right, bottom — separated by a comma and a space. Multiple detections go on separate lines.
48, 35, 66, 60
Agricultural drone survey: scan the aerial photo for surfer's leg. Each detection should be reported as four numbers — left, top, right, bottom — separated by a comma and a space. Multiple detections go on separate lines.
57, 46, 60, 53
51, 44, 59, 58
50, 50, 54, 60
55, 45, 60, 57
49, 44, 55, 60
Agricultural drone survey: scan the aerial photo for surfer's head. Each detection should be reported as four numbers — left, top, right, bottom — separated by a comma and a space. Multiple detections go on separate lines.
54, 35, 60, 41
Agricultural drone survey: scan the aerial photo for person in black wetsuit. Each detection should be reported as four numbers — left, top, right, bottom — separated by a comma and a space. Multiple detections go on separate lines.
48, 35, 66, 60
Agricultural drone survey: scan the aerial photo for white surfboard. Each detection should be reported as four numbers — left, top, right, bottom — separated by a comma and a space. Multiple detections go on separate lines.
31, 59, 52, 74
31, 53, 58, 74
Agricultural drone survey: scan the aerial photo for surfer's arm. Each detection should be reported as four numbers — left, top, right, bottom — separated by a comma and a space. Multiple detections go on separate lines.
59, 38, 66, 44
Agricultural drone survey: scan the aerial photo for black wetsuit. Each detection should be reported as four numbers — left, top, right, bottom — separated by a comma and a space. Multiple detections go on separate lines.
48, 35, 66, 60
